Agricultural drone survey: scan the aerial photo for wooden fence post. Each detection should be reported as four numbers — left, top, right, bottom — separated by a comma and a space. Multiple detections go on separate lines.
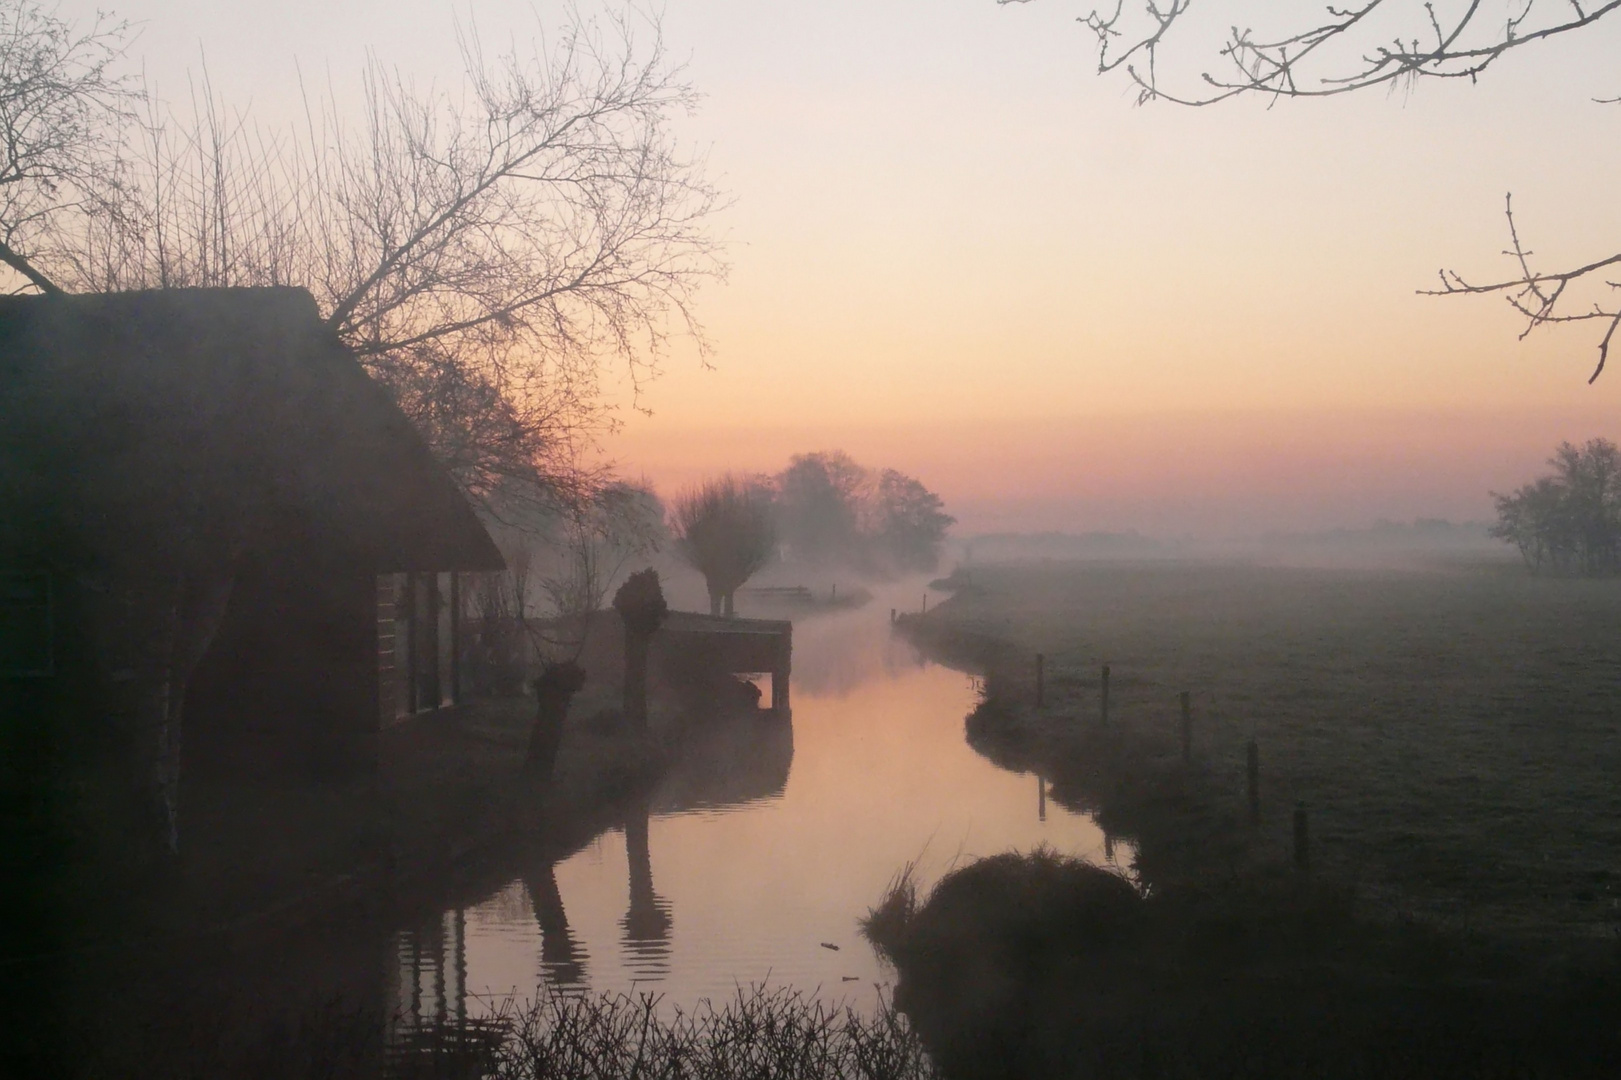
1179, 691, 1191, 763
1246, 739, 1260, 824
1100, 664, 1111, 725
1035, 653, 1045, 707
890, 608, 897, 625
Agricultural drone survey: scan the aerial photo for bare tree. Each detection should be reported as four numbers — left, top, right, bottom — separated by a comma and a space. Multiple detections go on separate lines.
671, 474, 777, 616
471, 480, 663, 691
11, 3, 725, 509
1491, 437, 1621, 574
0, 0, 136, 291
0, 2, 722, 854
535, 481, 665, 652
1017, 0, 1621, 378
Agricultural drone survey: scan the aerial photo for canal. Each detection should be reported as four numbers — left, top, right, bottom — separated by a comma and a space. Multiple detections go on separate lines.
388, 587, 1120, 1023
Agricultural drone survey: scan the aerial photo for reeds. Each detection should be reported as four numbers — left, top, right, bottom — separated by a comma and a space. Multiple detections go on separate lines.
395, 987, 939, 1080
860, 861, 918, 963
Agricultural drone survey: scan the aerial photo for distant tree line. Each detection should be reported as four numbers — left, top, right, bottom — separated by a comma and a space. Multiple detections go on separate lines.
670, 452, 954, 614
1491, 438, 1621, 575
774, 451, 955, 574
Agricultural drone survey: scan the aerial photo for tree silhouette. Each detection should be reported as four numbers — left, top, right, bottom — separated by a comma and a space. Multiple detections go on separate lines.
0, 1, 725, 511
1491, 438, 1621, 575
671, 475, 777, 617
873, 468, 956, 572
776, 451, 867, 565
772, 451, 953, 573
0, 0, 136, 292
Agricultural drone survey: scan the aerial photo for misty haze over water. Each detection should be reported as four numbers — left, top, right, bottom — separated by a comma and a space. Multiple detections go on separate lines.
8, 0, 1621, 1076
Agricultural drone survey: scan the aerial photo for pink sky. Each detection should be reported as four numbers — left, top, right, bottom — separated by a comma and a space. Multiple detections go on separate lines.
607, 406, 1620, 535
71, 1, 1621, 535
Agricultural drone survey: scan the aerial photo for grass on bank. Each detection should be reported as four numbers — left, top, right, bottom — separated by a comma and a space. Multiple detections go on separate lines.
912, 560, 1621, 939
878, 561, 1621, 1076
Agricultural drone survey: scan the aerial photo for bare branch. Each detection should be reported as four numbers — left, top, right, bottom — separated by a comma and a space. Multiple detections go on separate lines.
0, 0, 139, 289
1040, 1, 1621, 104
29, 4, 726, 508
1426, 194, 1621, 381
1020, 2, 1621, 379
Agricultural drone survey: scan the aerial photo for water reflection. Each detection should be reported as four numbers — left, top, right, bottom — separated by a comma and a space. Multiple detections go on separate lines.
43, 584, 1127, 1073
778, 594, 928, 698
416, 589, 1117, 1013
621, 797, 673, 978
653, 710, 794, 814
526, 863, 587, 988
394, 909, 469, 1028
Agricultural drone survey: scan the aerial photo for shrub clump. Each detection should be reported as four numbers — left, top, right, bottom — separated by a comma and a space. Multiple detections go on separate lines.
863, 848, 1144, 999
863, 850, 1144, 1080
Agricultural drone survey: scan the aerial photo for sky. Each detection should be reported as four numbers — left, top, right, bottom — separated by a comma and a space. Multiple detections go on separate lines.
64, 1, 1621, 535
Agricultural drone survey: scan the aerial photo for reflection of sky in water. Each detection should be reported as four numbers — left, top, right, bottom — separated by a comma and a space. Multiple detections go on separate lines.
395, 591, 1126, 1017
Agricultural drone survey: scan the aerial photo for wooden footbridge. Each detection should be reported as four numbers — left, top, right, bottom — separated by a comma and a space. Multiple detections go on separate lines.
658, 612, 793, 713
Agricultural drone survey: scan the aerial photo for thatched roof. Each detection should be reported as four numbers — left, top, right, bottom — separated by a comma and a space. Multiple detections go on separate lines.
0, 287, 502, 573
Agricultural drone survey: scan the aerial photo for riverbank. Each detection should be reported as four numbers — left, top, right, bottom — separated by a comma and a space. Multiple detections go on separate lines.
883, 560, 1621, 1077
904, 560, 1621, 937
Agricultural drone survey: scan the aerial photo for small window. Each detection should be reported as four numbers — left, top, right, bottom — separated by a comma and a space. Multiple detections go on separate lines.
0, 571, 53, 677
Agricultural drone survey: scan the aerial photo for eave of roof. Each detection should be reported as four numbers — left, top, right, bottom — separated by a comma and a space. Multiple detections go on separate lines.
0, 286, 504, 573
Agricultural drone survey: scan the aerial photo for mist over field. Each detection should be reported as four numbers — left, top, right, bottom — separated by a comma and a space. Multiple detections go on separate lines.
955, 517, 1508, 571
7, 1, 1621, 1078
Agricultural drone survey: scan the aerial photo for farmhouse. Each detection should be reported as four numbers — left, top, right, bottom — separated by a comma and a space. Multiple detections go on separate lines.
0, 287, 502, 858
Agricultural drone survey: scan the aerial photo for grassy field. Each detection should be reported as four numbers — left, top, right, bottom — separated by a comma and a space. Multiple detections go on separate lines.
922, 559, 1621, 940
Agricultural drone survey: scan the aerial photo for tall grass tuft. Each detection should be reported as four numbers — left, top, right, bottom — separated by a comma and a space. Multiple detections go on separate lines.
860, 861, 919, 963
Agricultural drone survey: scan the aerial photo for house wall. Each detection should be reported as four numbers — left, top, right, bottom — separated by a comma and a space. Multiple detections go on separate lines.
378, 571, 463, 725
185, 543, 380, 783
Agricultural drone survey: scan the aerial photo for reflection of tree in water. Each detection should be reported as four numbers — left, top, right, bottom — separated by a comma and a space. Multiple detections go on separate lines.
620, 797, 673, 979
524, 864, 588, 989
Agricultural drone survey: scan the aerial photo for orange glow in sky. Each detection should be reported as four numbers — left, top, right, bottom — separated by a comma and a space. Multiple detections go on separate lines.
70, 0, 1621, 534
